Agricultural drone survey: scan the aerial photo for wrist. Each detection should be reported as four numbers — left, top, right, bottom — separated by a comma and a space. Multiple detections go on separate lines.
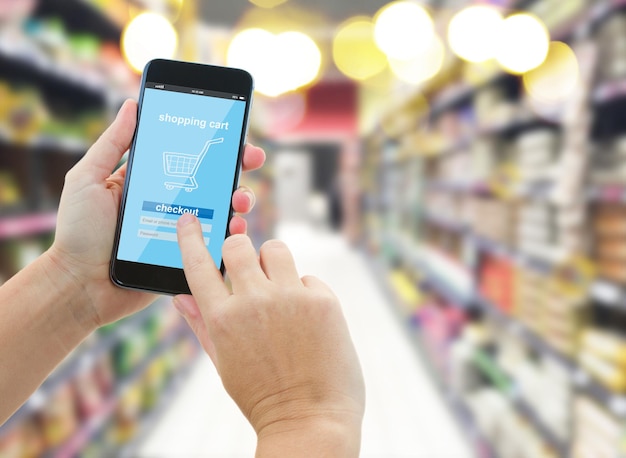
37, 249, 99, 347
255, 414, 362, 458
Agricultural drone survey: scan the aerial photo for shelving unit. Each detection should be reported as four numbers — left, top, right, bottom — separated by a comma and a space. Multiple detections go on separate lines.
0, 2, 203, 457
363, 0, 626, 456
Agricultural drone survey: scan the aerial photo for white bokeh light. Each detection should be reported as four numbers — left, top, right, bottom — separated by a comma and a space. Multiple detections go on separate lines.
448, 6, 503, 63
495, 13, 550, 74
122, 12, 178, 73
228, 29, 321, 97
374, 1, 436, 60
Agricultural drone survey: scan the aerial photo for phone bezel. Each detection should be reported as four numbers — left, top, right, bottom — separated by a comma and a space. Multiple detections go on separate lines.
110, 59, 253, 295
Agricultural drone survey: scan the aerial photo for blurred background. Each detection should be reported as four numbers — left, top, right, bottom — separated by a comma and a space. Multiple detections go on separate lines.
1, 0, 626, 457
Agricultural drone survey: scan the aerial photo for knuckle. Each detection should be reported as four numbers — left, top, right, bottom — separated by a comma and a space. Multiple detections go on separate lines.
184, 249, 211, 273
223, 233, 250, 253
260, 239, 287, 254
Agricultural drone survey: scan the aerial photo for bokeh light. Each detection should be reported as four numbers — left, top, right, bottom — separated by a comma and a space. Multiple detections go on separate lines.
388, 35, 445, 85
448, 6, 503, 63
249, 0, 289, 7
333, 17, 388, 81
495, 13, 549, 74
227, 28, 321, 97
523, 41, 580, 105
121, 12, 178, 73
374, 1, 435, 60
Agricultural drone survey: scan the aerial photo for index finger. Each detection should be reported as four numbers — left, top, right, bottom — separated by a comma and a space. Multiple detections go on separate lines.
177, 213, 230, 308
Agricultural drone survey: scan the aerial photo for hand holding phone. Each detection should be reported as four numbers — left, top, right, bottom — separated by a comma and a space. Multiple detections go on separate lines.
110, 59, 254, 295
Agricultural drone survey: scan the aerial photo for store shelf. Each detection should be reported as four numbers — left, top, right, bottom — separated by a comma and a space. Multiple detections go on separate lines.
421, 211, 468, 235
590, 279, 626, 310
471, 349, 570, 457
587, 184, 626, 203
47, 324, 195, 458
384, 232, 474, 309
0, 301, 168, 436
370, 254, 498, 458
513, 398, 569, 457
115, 358, 198, 458
576, 372, 626, 419
0, 41, 107, 103
471, 233, 554, 275
590, 0, 626, 29
592, 79, 626, 105
475, 295, 578, 377
35, 0, 122, 42
0, 212, 57, 241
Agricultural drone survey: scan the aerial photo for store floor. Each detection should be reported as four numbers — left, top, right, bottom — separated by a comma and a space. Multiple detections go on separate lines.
137, 223, 472, 457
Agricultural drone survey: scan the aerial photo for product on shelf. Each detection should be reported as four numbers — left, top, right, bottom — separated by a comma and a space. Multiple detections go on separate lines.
572, 396, 623, 458
479, 255, 515, 313
580, 328, 626, 392
590, 137, 626, 186
596, 11, 626, 85
0, 171, 21, 206
39, 383, 79, 448
592, 203, 626, 283
469, 197, 518, 247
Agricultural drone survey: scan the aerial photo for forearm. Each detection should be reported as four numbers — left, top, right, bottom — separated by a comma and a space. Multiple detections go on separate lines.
255, 415, 362, 458
0, 250, 95, 424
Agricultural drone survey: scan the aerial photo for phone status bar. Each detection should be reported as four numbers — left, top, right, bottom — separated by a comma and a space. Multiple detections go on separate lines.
146, 82, 247, 101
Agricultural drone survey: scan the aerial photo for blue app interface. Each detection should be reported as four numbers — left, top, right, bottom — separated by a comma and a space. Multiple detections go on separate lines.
117, 83, 247, 269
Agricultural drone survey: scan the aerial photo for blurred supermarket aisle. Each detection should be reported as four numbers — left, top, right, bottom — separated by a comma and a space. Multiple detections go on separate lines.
137, 223, 472, 458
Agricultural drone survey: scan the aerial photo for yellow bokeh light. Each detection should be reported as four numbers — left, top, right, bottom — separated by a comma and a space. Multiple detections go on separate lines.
388, 36, 444, 85
227, 28, 321, 97
122, 12, 178, 73
523, 41, 579, 105
249, 0, 288, 7
495, 13, 549, 74
333, 18, 388, 81
448, 6, 503, 63
374, 1, 435, 60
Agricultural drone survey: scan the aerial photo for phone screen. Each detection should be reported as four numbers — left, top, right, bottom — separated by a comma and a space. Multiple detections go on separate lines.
116, 81, 248, 270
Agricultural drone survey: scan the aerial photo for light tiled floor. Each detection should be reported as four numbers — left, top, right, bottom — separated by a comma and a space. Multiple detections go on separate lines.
138, 224, 472, 457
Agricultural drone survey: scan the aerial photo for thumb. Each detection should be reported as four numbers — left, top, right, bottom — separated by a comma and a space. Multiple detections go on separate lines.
72, 99, 137, 183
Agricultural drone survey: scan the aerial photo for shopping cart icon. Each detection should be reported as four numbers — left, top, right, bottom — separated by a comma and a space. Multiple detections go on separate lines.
163, 138, 224, 192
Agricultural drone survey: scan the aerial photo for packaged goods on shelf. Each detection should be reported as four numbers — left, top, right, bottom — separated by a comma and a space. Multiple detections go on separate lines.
479, 255, 515, 314
589, 137, 626, 185
592, 203, 626, 283
514, 268, 587, 358
474, 85, 518, 131
596, 12, 626, 84
515, 129, 560, 183
579, 328, 626, 392
582, 329, 626, 366
572, 396, 623, 458
470, 197, 518, 247
466, 388, 558, 458
416, 302, 466, 379
388, 268, 423, 314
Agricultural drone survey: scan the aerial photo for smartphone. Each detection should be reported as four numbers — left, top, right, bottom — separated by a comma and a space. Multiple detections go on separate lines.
110, 59, 253, 295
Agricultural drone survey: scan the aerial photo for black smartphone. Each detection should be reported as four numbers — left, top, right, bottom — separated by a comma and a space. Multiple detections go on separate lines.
110, 59, 253, 295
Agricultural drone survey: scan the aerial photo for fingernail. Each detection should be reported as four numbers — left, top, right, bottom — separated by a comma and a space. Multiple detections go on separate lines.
178, 213, 196, 227
241, 187, 256, 209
